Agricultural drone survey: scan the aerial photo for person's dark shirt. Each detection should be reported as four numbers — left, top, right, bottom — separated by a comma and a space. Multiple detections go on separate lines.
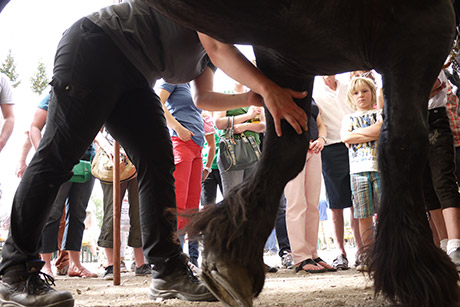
87, 0, 214, 87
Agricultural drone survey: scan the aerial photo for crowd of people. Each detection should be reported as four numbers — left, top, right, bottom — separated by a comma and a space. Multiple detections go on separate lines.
0, 0, 458, 306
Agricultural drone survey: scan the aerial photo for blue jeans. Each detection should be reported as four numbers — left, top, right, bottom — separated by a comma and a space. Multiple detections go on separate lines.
217, 161, 257, 196
0, 18, 181, 272
275, 194, 291, 256
39, 177, 95, 253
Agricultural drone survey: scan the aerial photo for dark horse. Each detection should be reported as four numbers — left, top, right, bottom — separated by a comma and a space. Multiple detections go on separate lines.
145, 1, 460, 306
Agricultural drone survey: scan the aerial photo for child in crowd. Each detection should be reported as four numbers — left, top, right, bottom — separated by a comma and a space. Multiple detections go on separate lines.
341, 77, 383, 271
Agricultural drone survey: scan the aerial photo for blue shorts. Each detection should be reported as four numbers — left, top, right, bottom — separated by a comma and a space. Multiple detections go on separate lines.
350, 171, 381, 219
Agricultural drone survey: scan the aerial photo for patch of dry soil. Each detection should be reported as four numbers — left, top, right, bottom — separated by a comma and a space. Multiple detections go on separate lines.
55, 268, 393, 307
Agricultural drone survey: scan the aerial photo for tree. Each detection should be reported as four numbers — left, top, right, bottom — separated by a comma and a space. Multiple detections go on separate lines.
0, 49, 20, 88
30, 60, 49, 95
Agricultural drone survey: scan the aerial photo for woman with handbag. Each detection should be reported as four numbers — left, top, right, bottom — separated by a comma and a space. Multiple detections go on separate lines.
93, 129, 152, 280
28, 94, 97, 278
214, 83, 266, 196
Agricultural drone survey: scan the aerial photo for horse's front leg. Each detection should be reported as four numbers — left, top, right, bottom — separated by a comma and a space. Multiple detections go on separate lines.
187, 73, 313, 306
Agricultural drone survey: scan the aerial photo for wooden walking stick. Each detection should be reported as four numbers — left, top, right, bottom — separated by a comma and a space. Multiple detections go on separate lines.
113, 140, 121, 285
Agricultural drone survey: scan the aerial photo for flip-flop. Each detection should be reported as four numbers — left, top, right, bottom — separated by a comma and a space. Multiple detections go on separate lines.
295, 258, 326, 273
313, 257, 337, 272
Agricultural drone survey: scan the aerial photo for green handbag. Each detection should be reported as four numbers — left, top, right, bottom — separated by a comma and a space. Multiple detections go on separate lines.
69, 160, 92, 183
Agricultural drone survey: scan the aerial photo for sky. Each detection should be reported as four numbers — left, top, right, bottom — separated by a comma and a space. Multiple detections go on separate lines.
0, 0, 255, 219
0, 0, 116, 220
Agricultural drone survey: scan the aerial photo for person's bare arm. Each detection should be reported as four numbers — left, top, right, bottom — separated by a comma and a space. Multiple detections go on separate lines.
15, 131, 32, 178
233, 107, 266, 134
0, 104, 14, 152
309, 113, 327, 154
202, 133, 216, 182
342, 120, 383, 144
29, 108, 47, 150
197, 33, 308, 136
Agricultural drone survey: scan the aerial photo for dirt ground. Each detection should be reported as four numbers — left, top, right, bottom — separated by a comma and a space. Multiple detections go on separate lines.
53, 253, 395, 307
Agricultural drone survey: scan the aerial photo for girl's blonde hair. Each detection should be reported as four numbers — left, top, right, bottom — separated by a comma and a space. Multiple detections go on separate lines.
347, 77, 377, 111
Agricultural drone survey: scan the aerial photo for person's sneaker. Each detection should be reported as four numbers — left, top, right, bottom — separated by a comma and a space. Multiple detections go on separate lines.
0, 260, 74, 307
189, 257, 199, 268
332, 254, 350, 270
281, 251, 294, 269
356, 263, 369, 272
135, 264, 152, 276
103, 265, 113, 280
130, 261, 136, 272
149, 253, 216, 302
120, 261, 128, 273
448, 247, 460, 271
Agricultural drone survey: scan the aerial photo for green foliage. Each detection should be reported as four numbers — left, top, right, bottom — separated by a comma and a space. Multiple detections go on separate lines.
30, 60, 49, 95
0, 50, 20, 88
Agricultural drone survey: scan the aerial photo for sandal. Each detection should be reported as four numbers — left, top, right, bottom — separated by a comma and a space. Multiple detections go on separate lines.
313, 257, 337, 272
68, 266, 98, 278
295, 258, 326, 274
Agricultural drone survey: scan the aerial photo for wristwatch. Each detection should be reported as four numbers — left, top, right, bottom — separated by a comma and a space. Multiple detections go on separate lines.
203, 166, 212, 173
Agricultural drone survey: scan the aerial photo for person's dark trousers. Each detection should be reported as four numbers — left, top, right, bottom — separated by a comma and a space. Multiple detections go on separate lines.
39, 177, 95, 253
0, 18, 181, 273
200, 168, 223, 206
276, 194, 291, 257
423, 107, 460, 211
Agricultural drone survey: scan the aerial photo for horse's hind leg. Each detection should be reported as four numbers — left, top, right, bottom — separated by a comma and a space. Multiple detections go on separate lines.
373, 51, 460, 305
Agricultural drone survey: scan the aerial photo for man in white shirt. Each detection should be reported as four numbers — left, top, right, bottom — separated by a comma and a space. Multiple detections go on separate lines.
0, 74, 14, 154
312, 75, 363, 270
0, 73, 15, 201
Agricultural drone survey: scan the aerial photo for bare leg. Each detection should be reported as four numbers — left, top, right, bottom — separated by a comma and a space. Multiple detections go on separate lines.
359, 217, 374, 248
331, 209, 346, 256
105, 247, 114, 266
428, 216, 441, 248
133, 247, 145, 267
430, 208, 448, 243
40, 253, 53, 276
442, 207, 460, 240
350, 207, 363, 254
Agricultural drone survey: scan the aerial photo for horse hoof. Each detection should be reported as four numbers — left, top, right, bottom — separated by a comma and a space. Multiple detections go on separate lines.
199, 256, 254, 306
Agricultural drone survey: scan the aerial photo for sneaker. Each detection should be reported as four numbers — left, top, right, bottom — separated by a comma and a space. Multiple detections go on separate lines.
281, 251, 294, 269
135, 264, 152, 276
130, 261, 136, 272
103, 265, 113, 280
448, 247, 460, 271
189, 257, 199, 268
0, 260, 74, 307
332, 254, 349, 270
356, 263, 369, 272
120, 261, 128, 273
149, 253, 216, 301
